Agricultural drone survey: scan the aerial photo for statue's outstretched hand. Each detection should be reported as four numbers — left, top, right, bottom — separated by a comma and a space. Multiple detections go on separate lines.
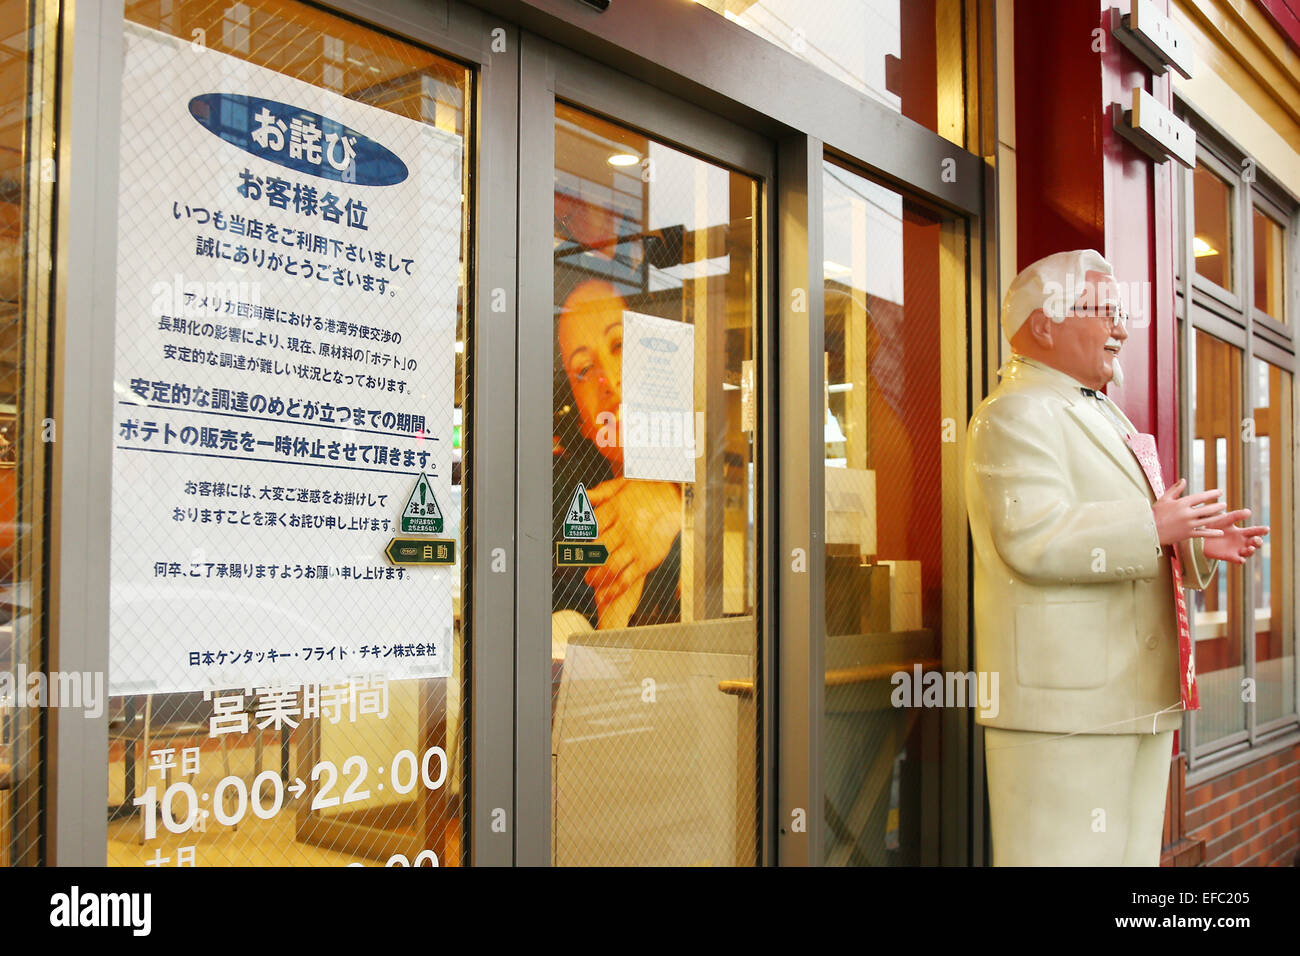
1152, 478, 1228, 546
1199, 507, 1269, 564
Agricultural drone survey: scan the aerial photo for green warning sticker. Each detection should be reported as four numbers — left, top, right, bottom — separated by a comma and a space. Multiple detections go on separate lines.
562, 482, 598, 540
401, 473, 444, 534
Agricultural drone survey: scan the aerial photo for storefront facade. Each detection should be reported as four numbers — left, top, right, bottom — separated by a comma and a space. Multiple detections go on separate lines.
1167, 0, 1299, 866
1008, 0, 1299, 867
0, 0, 1292, 867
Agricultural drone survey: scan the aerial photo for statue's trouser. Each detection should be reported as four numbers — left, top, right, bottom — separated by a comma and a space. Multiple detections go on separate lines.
984, 728, 1174, 866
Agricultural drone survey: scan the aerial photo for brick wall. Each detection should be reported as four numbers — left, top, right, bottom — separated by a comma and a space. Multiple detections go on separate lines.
1184, 743, 1300, 866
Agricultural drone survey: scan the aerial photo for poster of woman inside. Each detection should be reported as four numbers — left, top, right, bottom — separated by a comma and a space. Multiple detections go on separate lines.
554, 278, 685, 631
550, 104, 758, 651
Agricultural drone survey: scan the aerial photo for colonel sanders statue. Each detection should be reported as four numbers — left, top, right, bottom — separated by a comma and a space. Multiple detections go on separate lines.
964, 250, 1268, 865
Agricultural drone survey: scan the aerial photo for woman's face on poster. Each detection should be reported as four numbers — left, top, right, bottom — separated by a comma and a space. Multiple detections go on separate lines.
558, 282, 625, 471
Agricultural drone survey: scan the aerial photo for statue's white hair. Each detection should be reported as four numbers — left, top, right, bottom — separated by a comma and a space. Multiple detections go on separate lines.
1001, 249, 1113, 343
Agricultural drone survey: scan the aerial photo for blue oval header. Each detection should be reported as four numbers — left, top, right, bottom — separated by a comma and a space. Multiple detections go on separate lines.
188, 93, 408, 186
641, 336, 679, 353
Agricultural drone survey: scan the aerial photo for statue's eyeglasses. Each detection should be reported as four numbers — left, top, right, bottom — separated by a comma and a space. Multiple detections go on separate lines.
1066, 303, 1128, 333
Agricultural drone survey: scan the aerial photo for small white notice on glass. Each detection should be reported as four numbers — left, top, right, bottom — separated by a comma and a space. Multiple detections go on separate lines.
621, 310, 696, 483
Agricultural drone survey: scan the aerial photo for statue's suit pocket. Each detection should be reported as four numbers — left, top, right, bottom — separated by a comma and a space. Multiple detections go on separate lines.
1014, 601, 1108, 689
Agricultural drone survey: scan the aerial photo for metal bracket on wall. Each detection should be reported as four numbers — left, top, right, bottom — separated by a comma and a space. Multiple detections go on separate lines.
1112, 87, 1196, 168
1108, 1, 1195, 79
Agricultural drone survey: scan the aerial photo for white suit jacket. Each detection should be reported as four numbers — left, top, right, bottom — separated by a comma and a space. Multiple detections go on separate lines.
964, 356, 1218, 735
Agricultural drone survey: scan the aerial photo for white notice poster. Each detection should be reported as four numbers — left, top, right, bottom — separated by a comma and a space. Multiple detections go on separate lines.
620, 310, 696, 483
110, 23, 461, 693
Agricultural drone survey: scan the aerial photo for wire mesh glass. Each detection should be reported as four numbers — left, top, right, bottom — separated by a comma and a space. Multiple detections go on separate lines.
821, 159, 964, 865
1, 0, 59, 868
107, 0, 473, 867
549, 103, 761, 866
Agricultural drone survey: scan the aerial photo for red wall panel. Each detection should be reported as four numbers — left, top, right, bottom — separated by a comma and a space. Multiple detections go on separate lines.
1014, 1, 1180, 472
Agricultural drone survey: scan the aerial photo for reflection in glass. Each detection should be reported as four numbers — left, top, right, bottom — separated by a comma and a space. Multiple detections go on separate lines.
692, 0, 967, 147
1252, 208, 1285, 321
1252, 360, 1294, 725
1190, 331, 1246, 744
550, 104, 759, 865
821, 159, 963, 864
1193, 165, 1233, 291
0, 0, 57, 866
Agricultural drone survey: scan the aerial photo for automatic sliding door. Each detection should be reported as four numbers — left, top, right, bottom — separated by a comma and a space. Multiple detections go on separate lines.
544, 101, 763, 866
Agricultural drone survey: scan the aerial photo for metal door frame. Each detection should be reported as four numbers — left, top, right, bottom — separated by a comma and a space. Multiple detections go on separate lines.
50, 0, 993, 867
499, 0, 992, 868
515, 31, 778, 866
54, 0, 519, 865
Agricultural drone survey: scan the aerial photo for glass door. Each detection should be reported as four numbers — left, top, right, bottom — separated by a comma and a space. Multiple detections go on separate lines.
819, 159, 968, 866
70, 0, 519, 868
516, 35, 772, 866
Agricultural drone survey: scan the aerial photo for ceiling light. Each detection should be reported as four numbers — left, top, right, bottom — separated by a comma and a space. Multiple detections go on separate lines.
607, 153, 639, 167
1193, 235, 1218, 258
